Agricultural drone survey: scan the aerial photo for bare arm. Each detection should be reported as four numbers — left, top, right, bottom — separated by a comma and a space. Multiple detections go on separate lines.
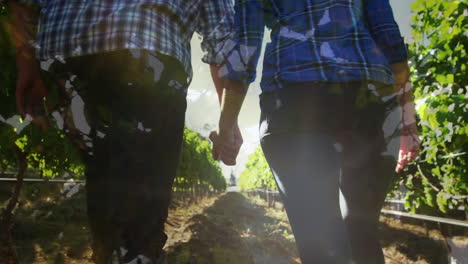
390, 61, 411, 98
219, 79, 248, 129
210, 65, 225, 104
213, 80, 247, 165
8, 2, 38, 60
365, 0, 419, 172
209, 65, 246, 165
7, 2, 48, 129
208, 0, 267, 165
391, 61, 420, 173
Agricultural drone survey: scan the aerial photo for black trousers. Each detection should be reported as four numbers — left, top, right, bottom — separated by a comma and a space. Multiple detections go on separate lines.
49, 50, 188, 263
259, 82, 401, 264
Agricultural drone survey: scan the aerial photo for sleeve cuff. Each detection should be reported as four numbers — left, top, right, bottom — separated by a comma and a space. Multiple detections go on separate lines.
201, 53, 221, 66
221, 68, 256, 85
383, 40, 409, 64
200, 36, 237, 66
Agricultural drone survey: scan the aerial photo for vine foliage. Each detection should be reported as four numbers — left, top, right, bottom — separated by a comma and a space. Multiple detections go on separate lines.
402, 0, 467, 216
238, 148, 276, 192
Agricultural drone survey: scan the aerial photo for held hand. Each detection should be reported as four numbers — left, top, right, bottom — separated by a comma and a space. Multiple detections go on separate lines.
210, 78, 247, 165
210, 123, 243, 166
16, 59, 50, 130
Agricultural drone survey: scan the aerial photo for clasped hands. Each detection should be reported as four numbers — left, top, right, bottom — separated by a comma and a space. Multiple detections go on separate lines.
210, 121, 243, 166
17, 57, 419, 172
209, 79, 247, 166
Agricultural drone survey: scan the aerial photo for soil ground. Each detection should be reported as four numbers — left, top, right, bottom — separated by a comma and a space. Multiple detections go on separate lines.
2, 185, 467, 264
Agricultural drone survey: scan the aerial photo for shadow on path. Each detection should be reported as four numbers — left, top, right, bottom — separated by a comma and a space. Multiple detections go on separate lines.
6, 185, 462, 264
379, 216, 450, 264
166, 192, 300, 264
7, 184, 92, 264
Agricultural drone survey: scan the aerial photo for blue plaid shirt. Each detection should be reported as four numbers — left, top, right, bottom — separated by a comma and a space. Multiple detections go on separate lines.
220, 0, 408, 91
16, 0, 234, 80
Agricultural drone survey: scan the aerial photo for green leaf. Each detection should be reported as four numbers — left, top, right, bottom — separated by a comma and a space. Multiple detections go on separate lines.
436, 74, 446, 84
447, 74, 455, 84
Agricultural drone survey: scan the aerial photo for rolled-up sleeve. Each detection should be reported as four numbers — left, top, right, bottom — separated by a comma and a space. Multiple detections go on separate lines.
219, 0, 266, 84
197, 0, 234, 65
365, 0, 408, 64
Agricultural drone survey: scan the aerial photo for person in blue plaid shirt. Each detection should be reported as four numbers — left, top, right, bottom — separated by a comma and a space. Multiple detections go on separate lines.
7, 0, 234, 263
211, 0, 420, 263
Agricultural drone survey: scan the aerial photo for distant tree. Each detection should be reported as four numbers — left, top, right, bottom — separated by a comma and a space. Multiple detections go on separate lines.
229, 171, 237, 186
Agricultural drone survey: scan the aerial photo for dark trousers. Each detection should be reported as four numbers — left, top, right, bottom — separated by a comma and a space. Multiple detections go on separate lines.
259, 82, 401, 264
49, 50, 188, 263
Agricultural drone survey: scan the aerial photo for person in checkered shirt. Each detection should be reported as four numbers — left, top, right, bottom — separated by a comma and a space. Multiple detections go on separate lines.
212, 0, 420, 263
6, 0, 235, 263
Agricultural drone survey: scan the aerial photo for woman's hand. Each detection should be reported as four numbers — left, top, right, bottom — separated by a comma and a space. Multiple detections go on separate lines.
390, 61, 420, 173
396, 123, 420, 173
395, 82, 420, 173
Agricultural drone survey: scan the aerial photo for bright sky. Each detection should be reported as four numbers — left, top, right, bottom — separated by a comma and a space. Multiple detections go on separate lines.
185, 0, 415, 178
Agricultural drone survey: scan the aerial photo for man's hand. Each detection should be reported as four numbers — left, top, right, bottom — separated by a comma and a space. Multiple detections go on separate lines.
16, 57, 49, 129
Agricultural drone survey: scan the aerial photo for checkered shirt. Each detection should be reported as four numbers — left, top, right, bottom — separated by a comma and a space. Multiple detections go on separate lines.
220, 0, 408, 91
15, 0, 234, 79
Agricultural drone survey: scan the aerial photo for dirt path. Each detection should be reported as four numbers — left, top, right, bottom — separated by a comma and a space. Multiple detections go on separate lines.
165, 192, 300, 264
6, 186, 466, 264
165, 192, 466, 264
